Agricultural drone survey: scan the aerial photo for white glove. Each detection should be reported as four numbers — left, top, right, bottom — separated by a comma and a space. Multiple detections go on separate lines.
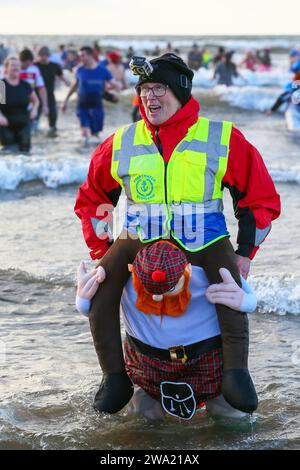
76, 261, 106, 300
205, 268, 245, 311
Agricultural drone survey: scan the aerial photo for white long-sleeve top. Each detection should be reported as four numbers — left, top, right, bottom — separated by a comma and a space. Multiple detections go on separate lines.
76, 266, 257, 349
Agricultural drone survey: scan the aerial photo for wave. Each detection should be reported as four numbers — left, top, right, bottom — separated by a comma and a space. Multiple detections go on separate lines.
196, 70, 291, 89
251, 274, 300, 316
1, 156, 299, 191
0, 155, 89, 191
214, 85, 277, 111
269, 168, 300, 185
1, 268, 299, 316
0, 268, 74, 288
126, 68, 292, 90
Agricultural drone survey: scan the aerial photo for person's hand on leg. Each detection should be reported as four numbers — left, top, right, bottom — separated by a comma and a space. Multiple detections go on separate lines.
206, 268, 244, 310
77, 260, 106, 300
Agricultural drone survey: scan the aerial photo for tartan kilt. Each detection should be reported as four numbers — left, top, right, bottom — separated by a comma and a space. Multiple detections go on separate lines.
124, 340, 223, 407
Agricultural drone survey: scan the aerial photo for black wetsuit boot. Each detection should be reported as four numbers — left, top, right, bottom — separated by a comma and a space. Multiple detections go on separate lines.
185, 237, 258, 413
216, 307, 258, 413
89, 235, 143, 413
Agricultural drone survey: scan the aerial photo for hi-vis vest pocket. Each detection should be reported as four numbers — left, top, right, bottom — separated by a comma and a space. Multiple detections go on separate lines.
169, 152, 206, 204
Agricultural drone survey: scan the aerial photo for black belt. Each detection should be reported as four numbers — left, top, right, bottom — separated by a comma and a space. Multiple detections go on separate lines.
126, 334, 222, 364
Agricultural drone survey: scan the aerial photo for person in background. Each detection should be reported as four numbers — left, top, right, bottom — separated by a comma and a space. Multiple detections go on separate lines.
35, 46, 70, 137
267, 61, 300, 131
165, 42, 173, 53
289, 48, 300, 69
106, 50, 128, 91
213, 51, 240, 86
125, 46, 135, 67
19, 49, 48, 119
62, 46, 120, 145
239, 50, 257, 71
92, 41, 102, 62
0, 57, 39, 153
187, 43, 203, 71
131, 94, 141, 122
212, 46, 225, 67
257, 49, 272, 72
153, 45, 161, 57
64, 49, 79, 72
0, 44, 9, 65
59, 45, 68, 66
98, 51, 121, 104
202, 48, 212, 69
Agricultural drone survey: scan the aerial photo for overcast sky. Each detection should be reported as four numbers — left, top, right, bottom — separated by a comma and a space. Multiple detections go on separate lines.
1, 0, 300, 35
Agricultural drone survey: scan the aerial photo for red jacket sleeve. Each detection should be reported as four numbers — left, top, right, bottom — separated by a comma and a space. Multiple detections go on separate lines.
223, 127, 281, 259
74, 135, 121, 259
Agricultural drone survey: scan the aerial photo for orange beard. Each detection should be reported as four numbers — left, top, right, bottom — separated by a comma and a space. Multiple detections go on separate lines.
132, 269, 191, 317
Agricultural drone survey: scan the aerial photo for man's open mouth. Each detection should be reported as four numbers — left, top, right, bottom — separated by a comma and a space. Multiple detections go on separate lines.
149, 105, 161, 113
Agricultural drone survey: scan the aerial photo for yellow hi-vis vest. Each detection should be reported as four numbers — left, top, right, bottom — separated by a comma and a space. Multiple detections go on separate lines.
111, 117, 232, 251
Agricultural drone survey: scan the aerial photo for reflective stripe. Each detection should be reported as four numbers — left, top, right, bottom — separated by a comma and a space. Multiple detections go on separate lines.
113, 122, 158, 199
172, 203, 205, 248
171, 199, 223, 212
126, 201, 169, 240
177, 122, 227, 155
177, 121, 227, 201
203, 199, 224, 212
125, 200, 225, 244
91, 217, 113, 240
171, 201, 227, 250
255, 224, 271, 246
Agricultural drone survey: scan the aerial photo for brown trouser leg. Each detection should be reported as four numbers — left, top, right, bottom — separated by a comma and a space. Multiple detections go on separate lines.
181, 236, 256, 412
89, 231, 144, 373
184, 237, 249, 370
90, 232, 248, 372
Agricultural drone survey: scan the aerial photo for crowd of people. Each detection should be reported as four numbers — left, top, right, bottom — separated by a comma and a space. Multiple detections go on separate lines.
0, 41, 299, 153
0, 43, 130, 151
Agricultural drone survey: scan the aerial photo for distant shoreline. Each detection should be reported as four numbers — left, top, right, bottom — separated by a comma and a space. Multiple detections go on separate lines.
1, 34, 299, 54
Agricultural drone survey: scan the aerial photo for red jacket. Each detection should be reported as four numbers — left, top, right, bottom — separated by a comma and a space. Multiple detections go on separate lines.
74, 97, 281, 260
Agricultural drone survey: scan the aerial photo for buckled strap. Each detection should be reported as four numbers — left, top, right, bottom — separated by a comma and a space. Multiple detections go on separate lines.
169, 346, 187, 364
126, 334, 222, 362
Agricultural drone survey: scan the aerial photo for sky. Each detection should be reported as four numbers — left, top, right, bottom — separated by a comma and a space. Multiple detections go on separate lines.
1, 0, 300, 35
